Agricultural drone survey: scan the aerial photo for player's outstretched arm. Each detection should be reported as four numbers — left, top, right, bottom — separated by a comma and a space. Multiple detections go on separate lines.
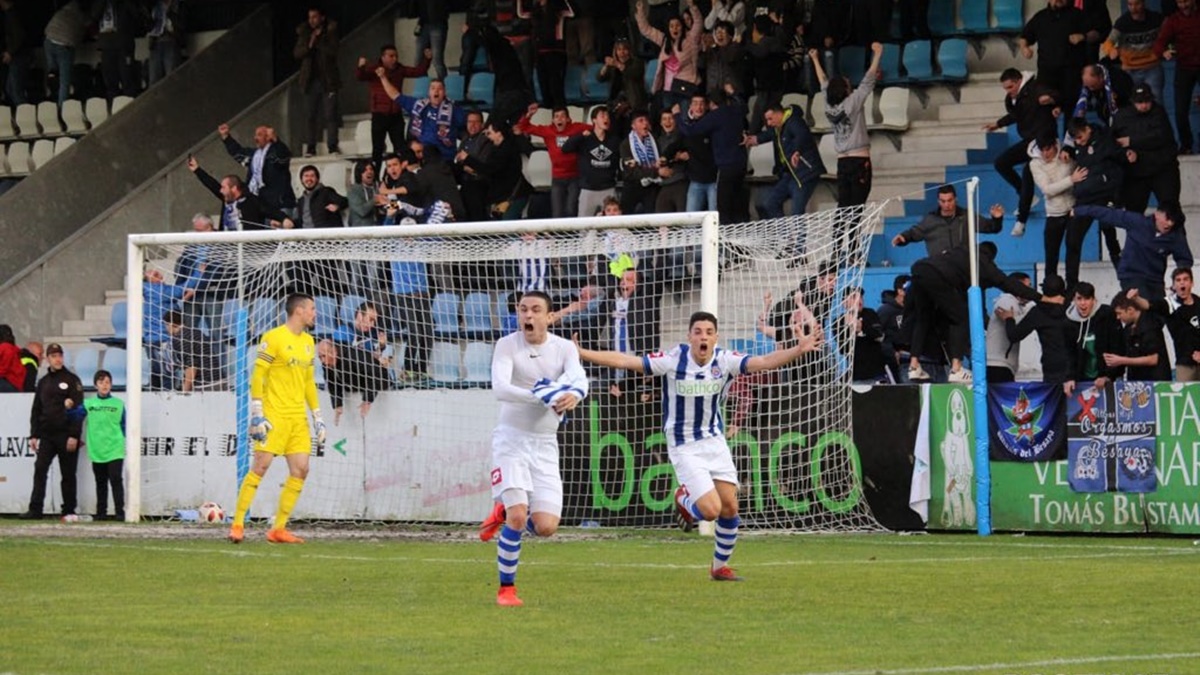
745, 328, 824, 374
573, 334, 645, 373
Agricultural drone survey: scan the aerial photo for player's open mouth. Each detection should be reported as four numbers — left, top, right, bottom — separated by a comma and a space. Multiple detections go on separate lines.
523, 323, 534, 331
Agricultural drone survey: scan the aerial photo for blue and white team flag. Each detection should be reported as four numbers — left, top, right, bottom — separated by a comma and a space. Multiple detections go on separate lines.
987, 382, 1067, 462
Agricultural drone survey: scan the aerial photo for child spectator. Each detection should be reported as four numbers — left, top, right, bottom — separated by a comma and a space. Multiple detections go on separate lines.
83, 370, 125, 521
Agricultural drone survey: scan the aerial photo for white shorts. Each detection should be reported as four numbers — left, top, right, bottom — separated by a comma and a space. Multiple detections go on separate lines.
490, 425, 563, 517
668, 435, 738, 500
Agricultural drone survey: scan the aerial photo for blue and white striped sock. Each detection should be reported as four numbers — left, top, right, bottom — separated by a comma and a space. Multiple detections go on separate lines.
524, 515, 538, 536
677, 490, 704, 521
713, 515, 740, 571
497, 525, 522, 585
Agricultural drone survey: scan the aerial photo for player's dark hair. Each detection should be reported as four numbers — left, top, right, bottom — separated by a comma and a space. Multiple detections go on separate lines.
520, 290, 555, 312
356, 301, 377, 316
1067, 117, 1091, 138
286, 293, 314, 316
163, 310, 183, 326
94, 369, 112, 385
689, 311, 719, 331
826, 77, 851, 107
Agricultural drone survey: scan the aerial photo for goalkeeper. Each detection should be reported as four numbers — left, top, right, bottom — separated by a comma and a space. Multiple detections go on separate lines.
229, 293, 326, 545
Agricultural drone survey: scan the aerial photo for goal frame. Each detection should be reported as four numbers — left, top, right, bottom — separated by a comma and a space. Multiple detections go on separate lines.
123, 212, 721, 522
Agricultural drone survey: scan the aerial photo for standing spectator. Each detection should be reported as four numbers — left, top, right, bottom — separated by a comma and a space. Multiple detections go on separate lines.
983, 69, 1061, 237
356, 45, 432, 169
516, 103, 591, 218
1026, 134, 1087, 289
564, 0, 597, 98
676, 90, 750, 227
1133, 269, 1200, 382
460, 121, 528, 220
597, 38, 647, 138
218, 123, 296, 216
316, 339, 390, 423
745, 13, 788, 135
1107, 292, 1171, 381
1019, 0, 1087, 100
619, 110, 665, 215
82, 370, 126, 521
0, 324, 25, 392
746, 102, 825, 253
294, 165, 348, 229
1065, 118, 1126, 267
985, 273, 1034, 383
636, 0, 704, 113
996, 275, 1074, 386
347, 160, 381, 227
1064, 281, 1123, 395
187, 156, 294, 231
91, 0, 141, 101
20, 344, 85, 519
378, 75, 467, 162
175, 214, 234, 338
655, 108, 689, 214
561, 105, 621, 217
811, 41, 883, 256
496, 0, 537, 89
456, 110, 494, 222
1077, 0, 1113, 64
408, 138, 469, 223
0, 0, 31, 105
842, 288, 887, 384
163, 310, 223, 391
891, 185, 1005, 258
704, 20, 746, 101
294, 6, 341, 156
1073, 201, 1191, 302
1103, 0, 1165, 103
678, 93, 718, 213
414, 0, 449, 81
877, 275, 908, 383
1112, 85, 1181, 215
42, 0, 88, 108
147, 0, 184, 86
144, 268, 195, 390
897, 0, 931, 40
1072, 63, 1133, 128
1153, 0, 1200, 155
603, 268, 663, 397
19, 341, 42, 393
521, 0, 576, 110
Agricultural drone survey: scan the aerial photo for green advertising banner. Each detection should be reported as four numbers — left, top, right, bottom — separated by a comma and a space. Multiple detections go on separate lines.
924, 383, 1200, 535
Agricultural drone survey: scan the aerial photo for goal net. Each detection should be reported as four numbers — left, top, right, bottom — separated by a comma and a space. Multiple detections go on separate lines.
125, 205, 888, 531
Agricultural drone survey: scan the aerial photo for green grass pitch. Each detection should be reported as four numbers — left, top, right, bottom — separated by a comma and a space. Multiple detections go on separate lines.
2, 523, 1199, 675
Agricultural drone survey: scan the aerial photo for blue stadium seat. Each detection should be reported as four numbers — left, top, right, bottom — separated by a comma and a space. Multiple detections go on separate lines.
879, 44, 903, 84
495, 292, 516, 333
467, 72, 495, 107
249, 298, 283, 339
582, 63, 605, 102
443, 73, 466, 102
103, 347, 127, 390
958, 0, 989, 34
837, 46, 867, 85
938, 39, 969, 81
339, 294, 368, 325
462, 342, 493, 383
992, 0, 1024, 32
903, 40, 934, 82
563, 65, 585, 104
462, 292, 494, 340
431, 292, 460, 337
927, 0, 956, 36
409, 76, 430, 98
70, 344, 103, 388
313, 295, 339, 337
111, 301, 128, 338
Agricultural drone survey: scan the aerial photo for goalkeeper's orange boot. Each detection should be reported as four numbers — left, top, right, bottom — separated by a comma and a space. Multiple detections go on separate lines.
673, 486, 696, 533
266, 528, 305, 544
228, 523, 244, 544
710, 566, 744, 582
479, 502, 506, 542
496, 585, 523, 607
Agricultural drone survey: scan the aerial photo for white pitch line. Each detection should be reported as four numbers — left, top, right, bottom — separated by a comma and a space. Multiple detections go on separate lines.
27, 538, 1199, 568
779, 651, 1200, 675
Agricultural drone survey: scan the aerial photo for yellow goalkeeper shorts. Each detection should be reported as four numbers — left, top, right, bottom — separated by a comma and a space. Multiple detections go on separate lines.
256, 415, 312, 456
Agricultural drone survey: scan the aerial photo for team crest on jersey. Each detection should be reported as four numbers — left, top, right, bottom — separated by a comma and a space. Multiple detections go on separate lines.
710, 364, 722, 378
490, 467, 503, 486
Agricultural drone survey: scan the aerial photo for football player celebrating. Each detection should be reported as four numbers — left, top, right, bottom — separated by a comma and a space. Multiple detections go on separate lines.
576, 311, 822, 580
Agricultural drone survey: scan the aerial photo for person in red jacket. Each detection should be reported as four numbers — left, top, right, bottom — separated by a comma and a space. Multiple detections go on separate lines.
514, 102, 591, 218
0, 325, 26, 393
1154, 0, 1200, 154
356, 44, 432, 169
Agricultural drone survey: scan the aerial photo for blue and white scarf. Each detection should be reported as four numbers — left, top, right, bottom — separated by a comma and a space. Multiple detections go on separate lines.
628, 130, 659, 167
410, 98, 455, 140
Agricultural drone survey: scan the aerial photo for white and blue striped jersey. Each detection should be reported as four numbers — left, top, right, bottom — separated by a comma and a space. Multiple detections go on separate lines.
643, 345, 750, 448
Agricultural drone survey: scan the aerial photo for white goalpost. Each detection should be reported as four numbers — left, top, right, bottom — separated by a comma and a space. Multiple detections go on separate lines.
124, 205, 888, 531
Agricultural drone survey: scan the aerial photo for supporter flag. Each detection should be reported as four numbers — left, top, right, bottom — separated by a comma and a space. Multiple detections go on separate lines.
1066, 380, 1157, 493
987, 382, 1067, 461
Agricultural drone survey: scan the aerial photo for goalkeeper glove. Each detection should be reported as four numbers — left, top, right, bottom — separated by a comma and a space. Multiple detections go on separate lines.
249, 400, 272, 443
313, 410, 327, 451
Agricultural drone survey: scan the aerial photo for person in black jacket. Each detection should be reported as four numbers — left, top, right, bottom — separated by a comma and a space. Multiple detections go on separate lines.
186, 156, 294, 231
843, 287, 887, 384
876, 275, 909, 383
1111, 85, 1181, 215
1019, 0, 1089, 98
1066, 118, 1126, 268
317, 339, 391, 423
218, 123, 297, 215
19, 341, 41, 393
983, 69, 1061, 236
20, 344, 85, 519
906, 242, 1043, 382
1132, 269, 1200, 382
1108, 291, 1171, 381
562, 106, 621, 217
1064, 281, 1124, 395
997, 274, 1074, 386
292, 164, 350, 296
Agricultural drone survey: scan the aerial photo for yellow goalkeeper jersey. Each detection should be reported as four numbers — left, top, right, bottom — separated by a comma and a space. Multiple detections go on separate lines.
253, 324, 318, 418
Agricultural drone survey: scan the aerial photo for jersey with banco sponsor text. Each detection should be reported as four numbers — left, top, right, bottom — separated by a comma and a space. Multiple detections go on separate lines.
642, 344, 749, 449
